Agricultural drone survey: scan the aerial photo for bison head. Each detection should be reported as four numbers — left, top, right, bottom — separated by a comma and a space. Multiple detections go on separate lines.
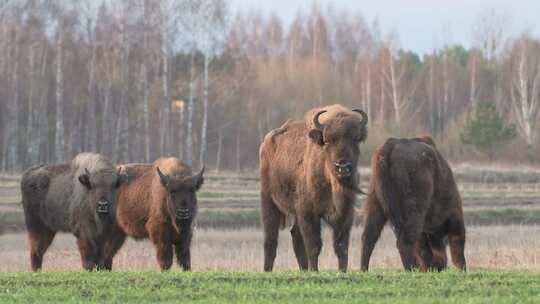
308, 109, 368, 185
78, 167, 128, 221
156, 166, 204, 233
78, 169, 128, 220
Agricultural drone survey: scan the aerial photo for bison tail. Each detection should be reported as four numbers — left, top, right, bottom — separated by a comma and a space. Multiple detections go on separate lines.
377, 139, 403, 233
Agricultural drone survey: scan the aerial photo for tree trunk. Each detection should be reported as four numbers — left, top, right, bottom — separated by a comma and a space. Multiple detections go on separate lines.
186, 53, 195, 166
199, 53, 209, 166
216, 129, 223, 173
161, 43, 170, 156
55, 31, 65, 162
388, 49, 401, 126
235, 132, 241, 172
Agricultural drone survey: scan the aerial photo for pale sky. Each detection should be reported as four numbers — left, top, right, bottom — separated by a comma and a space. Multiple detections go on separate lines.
230, 0, 540, 55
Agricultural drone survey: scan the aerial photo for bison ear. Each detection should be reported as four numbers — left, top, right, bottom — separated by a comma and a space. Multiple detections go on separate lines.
116, 173, 129, 188
194, 166, 205, 191
78, 173, 92, 190
195, 176, 204, 191
308, 129, 324, 146
156, 167, 170, 189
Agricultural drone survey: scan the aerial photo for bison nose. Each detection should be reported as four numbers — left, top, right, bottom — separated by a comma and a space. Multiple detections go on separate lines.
334, 160, 352, 177
96, 198, 110, 214
176, 208, 191, 220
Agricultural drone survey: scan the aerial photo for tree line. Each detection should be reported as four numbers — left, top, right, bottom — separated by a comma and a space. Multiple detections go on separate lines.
1, 0, 539, 172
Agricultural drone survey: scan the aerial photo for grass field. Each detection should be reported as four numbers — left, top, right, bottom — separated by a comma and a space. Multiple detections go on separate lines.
0, 271, 539, 303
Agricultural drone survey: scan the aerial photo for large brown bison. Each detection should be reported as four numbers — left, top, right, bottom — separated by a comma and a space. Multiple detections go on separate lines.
360, 136, 466, 271
259, 104, 368, 272
20, 153, 126, 271
99, 157, 204, 271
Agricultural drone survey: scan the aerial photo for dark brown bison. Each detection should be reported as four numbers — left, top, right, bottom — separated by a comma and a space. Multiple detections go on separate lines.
360, 136, 466, 271
259, 104, 368, 272
99, 158, 204, 271
20, 153, 126, 271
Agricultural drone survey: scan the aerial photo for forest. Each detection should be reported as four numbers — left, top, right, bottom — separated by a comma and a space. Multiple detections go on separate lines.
1, 0, 539, 171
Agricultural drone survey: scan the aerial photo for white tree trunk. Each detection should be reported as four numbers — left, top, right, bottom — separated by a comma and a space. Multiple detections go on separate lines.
365, 64, 371, 125
186, 54, 195, 166
429, 54, 436, 133
55, 32, 65, 162
161, 48, 170, 156
470, 53, 477, 106
216, 129, 222, 172
199, 53, 209, 166
511, 40, 540, 146
388, 49, 401, 126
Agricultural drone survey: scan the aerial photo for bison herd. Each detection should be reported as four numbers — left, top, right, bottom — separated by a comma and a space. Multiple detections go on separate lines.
19, 104, 465, 273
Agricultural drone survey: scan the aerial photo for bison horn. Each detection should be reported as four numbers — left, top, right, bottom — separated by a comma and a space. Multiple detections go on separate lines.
352, 109, 368, 126
156, 167, 170, 187
313, 110, 327, 130
192, 166, 205, 190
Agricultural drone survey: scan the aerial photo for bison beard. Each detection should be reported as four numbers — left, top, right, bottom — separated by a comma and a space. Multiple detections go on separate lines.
260, 104, 368, 272
360, 136, 467, 272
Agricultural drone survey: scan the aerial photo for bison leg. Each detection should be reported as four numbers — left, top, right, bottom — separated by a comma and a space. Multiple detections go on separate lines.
261, 193, 282, 272
415, 233, 434, 272
360, 199, 387, 271
76, 237, 99, 271
290, 223, 308, 270
298, 214, 322, 271
396, 215, 424, 271
98, 231, 126, 271
428, 235, 448, 271
175, 229, 193, 271
150, 233, 173, 271
27, 228, 56, 272
448, 215, 466, 271
332, 217, 353, 272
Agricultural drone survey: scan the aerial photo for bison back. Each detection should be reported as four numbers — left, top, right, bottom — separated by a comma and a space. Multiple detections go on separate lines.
375, 138, 437, 233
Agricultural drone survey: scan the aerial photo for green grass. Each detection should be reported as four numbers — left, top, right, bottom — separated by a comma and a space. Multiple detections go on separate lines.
0, 271, 539, 303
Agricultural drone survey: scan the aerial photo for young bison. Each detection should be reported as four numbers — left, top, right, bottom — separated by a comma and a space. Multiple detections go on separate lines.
20, 153, 126, 271
259, 104, 368, 272
100, 158, 204, 271
361, 136, 466, 272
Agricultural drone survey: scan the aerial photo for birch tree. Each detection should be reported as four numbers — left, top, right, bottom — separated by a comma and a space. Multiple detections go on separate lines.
509, 35, 540, 147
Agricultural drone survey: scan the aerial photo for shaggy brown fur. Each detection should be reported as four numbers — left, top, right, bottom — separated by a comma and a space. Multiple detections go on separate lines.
259, 104, 368, 272
100, 158, 204, 271
20, 153, 126, 271
360, 136, 466, 272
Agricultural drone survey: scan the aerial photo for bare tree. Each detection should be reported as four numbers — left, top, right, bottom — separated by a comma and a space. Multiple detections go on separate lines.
509, 35, 540, 147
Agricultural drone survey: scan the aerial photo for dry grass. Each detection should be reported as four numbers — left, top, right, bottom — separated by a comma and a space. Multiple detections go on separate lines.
1, 225, 539, 272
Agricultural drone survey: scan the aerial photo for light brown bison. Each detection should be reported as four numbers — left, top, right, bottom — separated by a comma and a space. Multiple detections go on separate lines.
259, 104, 368, 272
20, 153, 126, 271
360, 136, 466, 271
99, 158, 204, 271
